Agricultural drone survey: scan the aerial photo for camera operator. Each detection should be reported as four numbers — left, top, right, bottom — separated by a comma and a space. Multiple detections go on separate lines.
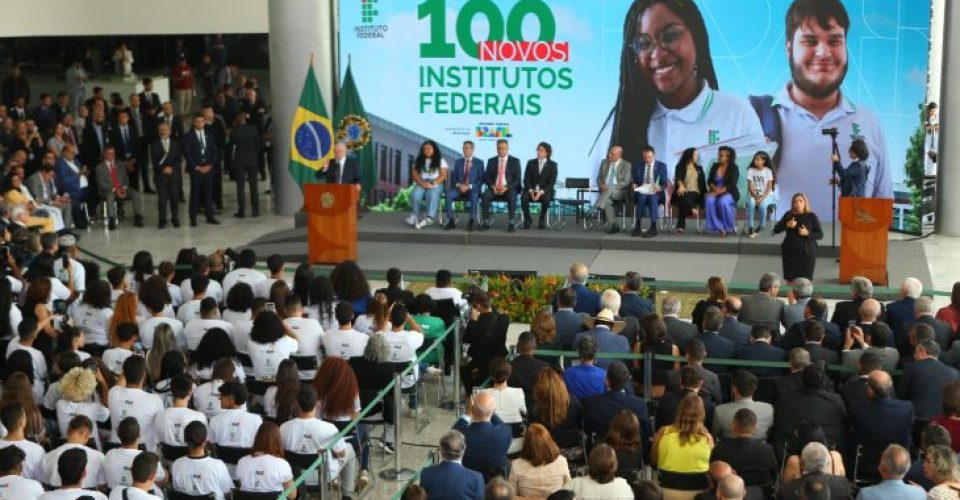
52, 234, 85, 296
831, 139, 870, 198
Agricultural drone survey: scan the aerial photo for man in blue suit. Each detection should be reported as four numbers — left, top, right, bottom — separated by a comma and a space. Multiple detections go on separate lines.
885, 277, 922, 333
451, 391, 511, 479
698, 307, 737, 374
779, 298, 842, 351
554, 287, 587, 349
551, 261, 601, 316
444, 140, 485, 231
897, 339, 960, 421
619, 271, 653, 322
582, 362, 651, 446
850, 371, 914, 477
479, 139, 521, 232
419, 430, 485, 500
574, 308, 630, 370
631, 145, 668, 238
735, 325, 787, 377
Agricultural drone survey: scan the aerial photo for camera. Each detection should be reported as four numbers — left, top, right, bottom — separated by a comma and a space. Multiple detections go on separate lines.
821, 127, 839, 136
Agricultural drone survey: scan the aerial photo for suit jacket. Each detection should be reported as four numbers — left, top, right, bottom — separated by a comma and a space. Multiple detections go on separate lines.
712, 399, 775, 440
899, 316, 953, 354
463, 311, 502, 361
553, 284, 601, 317
597, 158, 632, 193
735, 341, 787, 377
719, 317, 751, 346
839, 375, 870, 413
419, 461, 485, 500
619, 292, 653, 322
155, 113, 183, 140
55, 157, 85, 200
777, 472, 852, 500
710, 437, 779, 487
450, 157, 485, 190
574, 327, 629, 370
831, 298, 885, 331
483, 155, 521, 192
522, 158, 557, 194
665, 366, 722, 405
95, 160, 132, 196
781, 298, 810, 331
840, 346, 899, 373
772, 389, 847, 451
739, 293, 784, 333
897, 357, 960, 420
631, 160, 668, 197
149, 136, 183, 183
181, 128, 221, 172
81, 121, 110, 167
24, 172, 57, 204
229, 123, 262, 169
697, 331, 736, 373
109, 124, 141, 164
582, 390, 652, 443
802, 342, 839, 366
509, 354, 549, 410
554, 309, 587, 349
664, 316, 698, 354
779, 318, 842, 352
850, 396, 914, 457
707, 162, 741, 202
672, 162, 707, 203
885, 297, 916, 333
452, 415, 512, 473
319, 156, 362, 184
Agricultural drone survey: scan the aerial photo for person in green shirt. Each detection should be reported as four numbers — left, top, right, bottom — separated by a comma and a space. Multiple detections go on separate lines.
408, 294, 447, 367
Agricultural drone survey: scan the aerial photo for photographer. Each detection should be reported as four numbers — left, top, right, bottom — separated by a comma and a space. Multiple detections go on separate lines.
831, 139, 870, 198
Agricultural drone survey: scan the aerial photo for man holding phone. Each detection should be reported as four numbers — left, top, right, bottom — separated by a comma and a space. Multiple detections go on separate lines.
53, 234, 85, 295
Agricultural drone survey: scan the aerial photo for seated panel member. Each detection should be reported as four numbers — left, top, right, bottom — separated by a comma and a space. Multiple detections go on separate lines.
631, 145, 667, 238
444, 140, 485, 231
479, 139, 521, 233
520, 142, 557, 230
596, 145, 633, 234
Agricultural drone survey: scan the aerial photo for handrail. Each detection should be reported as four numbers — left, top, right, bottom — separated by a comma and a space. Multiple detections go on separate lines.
279, 319, 459, 499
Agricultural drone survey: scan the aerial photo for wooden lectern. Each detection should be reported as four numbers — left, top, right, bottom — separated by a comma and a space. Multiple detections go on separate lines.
303, 183, 358, 264
838, 197, 893, 286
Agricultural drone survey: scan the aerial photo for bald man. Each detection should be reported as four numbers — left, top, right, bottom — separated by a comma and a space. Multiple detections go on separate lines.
855, 444, 925, 500
596, 145, 633, 234
719, 297, 751, 346
452, 391, 511, 476
849, 371, 914, 479
717, 474, 746, 500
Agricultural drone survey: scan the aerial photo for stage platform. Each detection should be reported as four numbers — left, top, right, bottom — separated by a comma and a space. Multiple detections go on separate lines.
241, 212, 933, 289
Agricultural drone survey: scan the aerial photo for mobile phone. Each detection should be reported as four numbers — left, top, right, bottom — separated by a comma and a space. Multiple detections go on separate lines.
62, 255, 70, 268
847, 320, 856, 328
266, 302, 276, 313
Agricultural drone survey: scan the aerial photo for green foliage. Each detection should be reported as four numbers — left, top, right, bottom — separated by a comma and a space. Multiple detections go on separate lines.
369, 184, 414, 212
902, 103, 927, 234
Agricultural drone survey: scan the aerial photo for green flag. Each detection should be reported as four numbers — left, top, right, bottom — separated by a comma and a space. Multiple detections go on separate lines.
334, 62, 376, 202
288, 64, 335, 189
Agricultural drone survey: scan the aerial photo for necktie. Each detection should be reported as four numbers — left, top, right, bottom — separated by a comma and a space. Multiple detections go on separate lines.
122, 127, 129, 148
95, 125, 103, 149
338, 159, 344, 183
538, 160, 544, 175
163, 138, 169, 154
464, 158, 471, 180
607, 162, 617, 185
108, 162, 121, 191
496, 158, 506, 189
198, 130, 206, 154
645, 163, 653, 184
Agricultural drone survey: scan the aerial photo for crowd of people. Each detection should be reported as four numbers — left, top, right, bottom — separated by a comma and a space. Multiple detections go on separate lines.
0, 46, 270, 232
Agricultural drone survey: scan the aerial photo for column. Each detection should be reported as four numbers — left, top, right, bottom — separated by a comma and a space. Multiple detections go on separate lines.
268, 0, 336, 215
935, 0, 960, 235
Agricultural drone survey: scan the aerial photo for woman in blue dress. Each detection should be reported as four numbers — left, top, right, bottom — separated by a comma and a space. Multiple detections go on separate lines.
705, 146, 739, 237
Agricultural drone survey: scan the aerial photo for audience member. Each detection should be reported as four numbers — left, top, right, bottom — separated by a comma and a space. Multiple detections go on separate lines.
419, 430, 484, 500
508, 423, 570, 497
452, 391, 511, 480
712, 370, 774, 440
855, 444, 925, 500
566, 444, 634, 500
738, 273, 784, 332
563, 336, 606, 399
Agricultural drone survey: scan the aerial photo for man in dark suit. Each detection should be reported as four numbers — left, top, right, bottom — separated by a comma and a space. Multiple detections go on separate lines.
443, 140, 485, 231
830, 276, 881, 330
480, 139, 521, 232
583, 362, 651, 442
319, 142, 362, 186
520, 142, 557, 229
849, 371, 914, 476
698, 307, 736, 374
800, 322, 840, 366
885, 277, 922, 333
138, 78, 162, 137
897, 339, 960, 421
777, 444, 853, 500
657, 365, 715, 430
229, 113, 262, 218
739, 273, 785, 333
735, 326, 787, 377
451, 391, 511, 478
662, 295, 697, 353
554, 287, 586, 350
181, 113, 221, 227
95, 145, 143, 229
719, 297, 751, 346
899, 296, 953, 353
81, 108, 110, 171
200, 105, 227, 209
31, 93, 57, 136
665, 340, 722, 404
461, 292, 506, 393
619, 271, 653, 322
551, 262, 601, 316
156, 101, 183, 140
508, 332, 549, 411
773, 348, 811, 402
779, 298, 842, 351
149, 122, 182, 228
573, 308, 629, 370
419, 430, 485, 500
772, 365, 847, 454
109, 109, 142, 191
630, 145, 668, 238
840, 351, 880, 412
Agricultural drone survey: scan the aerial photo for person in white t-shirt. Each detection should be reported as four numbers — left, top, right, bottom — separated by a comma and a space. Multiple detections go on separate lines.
69, 280, 113, 348
253, 255, 289, 299
183, 298, 234, 351
41, 415, 106, 489
406, 140, 449, 228
0, 403, 46, 482
55, 367, 110, 448
321, 302, 369, 360
102, 323, 138, 375
381, 304, 424, 412
222, 282, 254, 326
103, 418, 166, 491
283, 294, 323, 379
262, 360, 300, 422
0, 444, 44, 500
247, 311, 299, 381
157, 262, 183, 310
424, 269, 466, 308
107, 357, 165, 451
179, 257, 224, 305
138, 288, 184, 350
221, 250, 265, 302
745, 151, 777, 237
153, 375, 207, 450
305, 277, 338, 333
170, 421, 233, 500
484, 358, 527, 425
107, 267, 128, 309
192, 359, 240, 419
176, 280, 207, 328
40, 447, 108, 500
42, 352, 85, 419
235, 421, 295, 497
189, 329, 246, 382
107, 451, 164, 500
6, 318, 49, 385
279, 385, 356, 494
206, 382, 263, 479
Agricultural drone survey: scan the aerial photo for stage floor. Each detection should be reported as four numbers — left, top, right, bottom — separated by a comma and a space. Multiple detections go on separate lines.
242, 212, 932, 289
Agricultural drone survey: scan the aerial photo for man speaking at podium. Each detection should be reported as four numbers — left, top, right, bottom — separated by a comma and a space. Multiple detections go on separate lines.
317, 142, 362, 189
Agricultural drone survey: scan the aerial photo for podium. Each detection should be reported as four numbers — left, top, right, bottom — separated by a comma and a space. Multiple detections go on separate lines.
303, 183, 358, 264
838, 197, 893, 285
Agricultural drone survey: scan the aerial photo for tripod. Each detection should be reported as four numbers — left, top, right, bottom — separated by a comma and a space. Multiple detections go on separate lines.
829, 135, 839, 249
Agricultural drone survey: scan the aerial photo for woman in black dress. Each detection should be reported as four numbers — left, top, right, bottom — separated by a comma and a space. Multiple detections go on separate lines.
774, 193, 823, 281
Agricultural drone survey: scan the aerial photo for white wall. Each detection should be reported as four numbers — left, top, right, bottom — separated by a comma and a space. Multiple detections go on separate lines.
0, 0, 268, 37
929, 0, 945, 103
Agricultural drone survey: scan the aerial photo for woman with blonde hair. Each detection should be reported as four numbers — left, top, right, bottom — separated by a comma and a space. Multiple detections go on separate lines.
109, 292, 139, 347
651, 393, 714, 499
773, 192, 823, 281
925, 444, 960, 499
56, 366, 109, 446
692, 276, 727, 331
529, 309, 559, 365
146, 322, 179, 383
509, 423, 570, 497
356, 292, 389, 334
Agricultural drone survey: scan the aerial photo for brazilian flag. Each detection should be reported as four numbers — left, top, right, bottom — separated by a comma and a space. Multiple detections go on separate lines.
288, 64, 335, 189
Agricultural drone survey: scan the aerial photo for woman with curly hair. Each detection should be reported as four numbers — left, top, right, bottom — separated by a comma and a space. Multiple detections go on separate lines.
56, 366, 110, 446
70, 279, 113, 350
651, 393, 713, 496
193, 328, 246, 381
108, 292, 140, 347
925, 444, 960, 499
138, 275, 174, 319
247, 312, 298, 381
330, 261, 371, 316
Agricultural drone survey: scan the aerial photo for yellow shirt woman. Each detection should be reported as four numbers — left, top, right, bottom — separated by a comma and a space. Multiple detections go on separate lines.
656, 425, 711, 473
4, 190, 55, 233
